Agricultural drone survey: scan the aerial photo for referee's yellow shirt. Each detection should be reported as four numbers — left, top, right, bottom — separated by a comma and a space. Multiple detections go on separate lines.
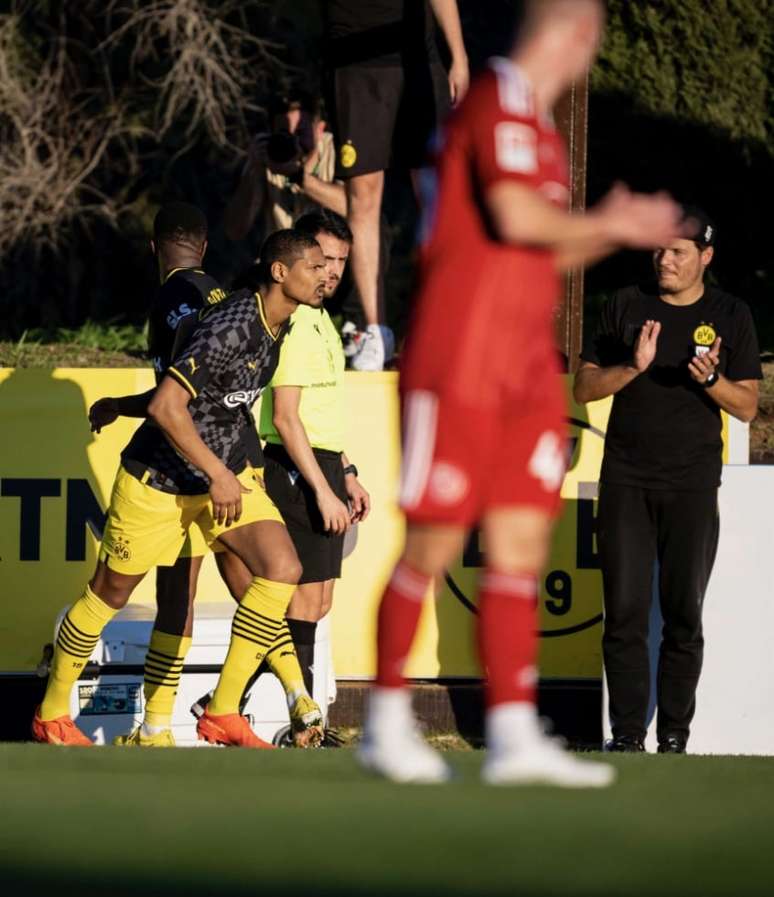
259, 305, 345, 452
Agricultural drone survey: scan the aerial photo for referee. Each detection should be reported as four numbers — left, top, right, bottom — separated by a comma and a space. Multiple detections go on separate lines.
260, 209, 370, 706
574, 210, 761, 753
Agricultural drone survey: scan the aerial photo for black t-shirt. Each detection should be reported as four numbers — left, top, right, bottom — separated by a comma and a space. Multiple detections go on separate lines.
581, 284, 762, 490
122, 290, 288, 495
324, 0, 438, 67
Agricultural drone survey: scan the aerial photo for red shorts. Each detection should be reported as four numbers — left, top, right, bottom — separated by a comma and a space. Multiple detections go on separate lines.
399, 382, 567, 526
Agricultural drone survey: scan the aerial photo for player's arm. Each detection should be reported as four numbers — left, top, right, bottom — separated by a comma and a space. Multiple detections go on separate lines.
271, 385, 350, 534
486, 182, 684, 271
223, 135, 269, 242
341, 451, 370, 523
89, 389, 156, 433
428, 0, 469, 104
147, 376, 247, 526
573, 320, 661, 404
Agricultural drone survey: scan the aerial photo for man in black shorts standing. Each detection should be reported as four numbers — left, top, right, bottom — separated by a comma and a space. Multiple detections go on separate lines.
324, 0, 468, 370
574, 211, 761, 754
259, 209, 370, 710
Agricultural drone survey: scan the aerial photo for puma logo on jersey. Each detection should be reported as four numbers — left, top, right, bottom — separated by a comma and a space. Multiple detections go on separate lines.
246, 360, 257, 370
187, 357, 200, 375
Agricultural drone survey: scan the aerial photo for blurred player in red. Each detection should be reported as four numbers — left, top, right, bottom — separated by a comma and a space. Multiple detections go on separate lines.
358, 0, 688, 785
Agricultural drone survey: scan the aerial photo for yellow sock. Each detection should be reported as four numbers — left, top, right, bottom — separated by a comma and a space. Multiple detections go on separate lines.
265, 619, 308, 701
142, 629, 192, 730
209, 578, 295, 716
40, 585, 117, 721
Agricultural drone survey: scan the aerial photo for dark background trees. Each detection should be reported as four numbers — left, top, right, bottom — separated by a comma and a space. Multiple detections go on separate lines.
1, 0, 772, 349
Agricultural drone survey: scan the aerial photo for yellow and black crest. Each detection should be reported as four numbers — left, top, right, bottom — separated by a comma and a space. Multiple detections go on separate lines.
693, 323, 716, 346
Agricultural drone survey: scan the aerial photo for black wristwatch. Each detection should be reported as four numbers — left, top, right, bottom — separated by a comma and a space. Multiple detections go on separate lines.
700, 371, 719, 389
343, 464, 358, 478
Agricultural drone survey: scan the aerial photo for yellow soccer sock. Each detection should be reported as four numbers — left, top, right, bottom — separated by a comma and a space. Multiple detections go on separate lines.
209, 578, 295, 716
40, 585, 117, 721
142, 629, 192, 730
265, 619, 308, 702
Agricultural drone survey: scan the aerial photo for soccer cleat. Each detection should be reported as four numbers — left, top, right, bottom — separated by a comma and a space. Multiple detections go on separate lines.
356, 688, 451, 784
351, 324, 395, 372
31, 708, 93, 746
657, 735, 687, 754
482, 704, 615, 788
482, 740, 616, 788
113, 726, 176, 747
196, 708, 276, 749
289, 694, 324, 748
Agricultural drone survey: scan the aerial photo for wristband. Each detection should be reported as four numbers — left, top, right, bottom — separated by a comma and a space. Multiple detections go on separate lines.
700, 371, 718, 389
343, 464, 358, 478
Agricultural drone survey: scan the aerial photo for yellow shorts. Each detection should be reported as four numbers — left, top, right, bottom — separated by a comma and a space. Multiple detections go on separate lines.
99, 465, 284, 575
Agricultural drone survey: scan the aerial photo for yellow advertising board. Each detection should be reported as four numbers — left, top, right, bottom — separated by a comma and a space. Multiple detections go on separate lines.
0, 368, 616, 680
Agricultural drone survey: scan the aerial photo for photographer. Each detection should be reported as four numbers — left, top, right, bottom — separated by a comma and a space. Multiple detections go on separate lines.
223, 91, 346, 245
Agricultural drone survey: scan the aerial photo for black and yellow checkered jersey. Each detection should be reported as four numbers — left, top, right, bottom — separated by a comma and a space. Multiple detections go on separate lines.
122, 289, 288, 495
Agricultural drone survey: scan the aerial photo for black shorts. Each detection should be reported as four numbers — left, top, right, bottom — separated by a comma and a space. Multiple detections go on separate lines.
263, 443, 348, 585
329, 60, 451, 178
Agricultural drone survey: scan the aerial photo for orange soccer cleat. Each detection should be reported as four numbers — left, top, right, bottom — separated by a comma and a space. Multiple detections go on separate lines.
31, 708, 93, 746
196, 709, 276, 749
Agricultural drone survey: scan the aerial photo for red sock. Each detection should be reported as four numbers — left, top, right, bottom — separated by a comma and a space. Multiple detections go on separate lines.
477, 569, 539, 709
375, 560, 432, 688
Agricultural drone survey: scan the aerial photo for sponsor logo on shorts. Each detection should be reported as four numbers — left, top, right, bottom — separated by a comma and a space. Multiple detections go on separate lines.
340, 141, 357, 168
428, 461, 469, 506
223, 388, 263, 408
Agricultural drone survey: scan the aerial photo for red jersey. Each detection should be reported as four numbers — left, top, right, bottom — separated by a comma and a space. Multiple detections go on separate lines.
401, 59, 569, 407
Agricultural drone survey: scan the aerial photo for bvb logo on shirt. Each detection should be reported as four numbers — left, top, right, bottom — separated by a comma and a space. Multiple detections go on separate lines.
340, 141, 357, 169
693, 323, 717, 346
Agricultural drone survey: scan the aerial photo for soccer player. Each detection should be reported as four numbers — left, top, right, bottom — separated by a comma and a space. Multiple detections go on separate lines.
358, 0, 689, 785
32, 229, 326, 747
89, 206, 323, 747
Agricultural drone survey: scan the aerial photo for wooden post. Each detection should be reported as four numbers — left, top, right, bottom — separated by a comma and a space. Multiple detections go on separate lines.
554, 74, 589, 371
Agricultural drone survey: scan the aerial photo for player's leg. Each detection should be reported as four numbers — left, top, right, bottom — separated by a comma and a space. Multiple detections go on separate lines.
213, 548, 323, 747
115, 551, 203, 747
34, 467, 187, 745
477, 394, 614, 787
359, 523, 465, 783
359, 389, 481, 782
192, 466, 301, 747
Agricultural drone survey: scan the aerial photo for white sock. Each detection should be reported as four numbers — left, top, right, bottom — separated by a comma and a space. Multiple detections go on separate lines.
141, 720, 168, 737
486, 702, 542, 752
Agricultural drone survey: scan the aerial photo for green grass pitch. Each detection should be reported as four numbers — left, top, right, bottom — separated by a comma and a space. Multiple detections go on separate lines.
1, 744, 772, 897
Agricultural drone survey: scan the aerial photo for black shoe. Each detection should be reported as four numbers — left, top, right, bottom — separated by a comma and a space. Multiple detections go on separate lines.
606, 734, 646, 753
657, 735, 687, 754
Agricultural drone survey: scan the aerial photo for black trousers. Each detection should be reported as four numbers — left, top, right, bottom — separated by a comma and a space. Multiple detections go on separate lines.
597, 483, 720, 743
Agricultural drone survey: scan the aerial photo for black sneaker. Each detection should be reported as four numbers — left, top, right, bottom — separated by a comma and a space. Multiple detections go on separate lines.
606, 734, 646, 753
657, 735, 687, 754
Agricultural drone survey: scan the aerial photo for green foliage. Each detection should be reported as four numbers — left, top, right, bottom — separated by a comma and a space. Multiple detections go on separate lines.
26, 320, 148, 353
592, 0, 773, 151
